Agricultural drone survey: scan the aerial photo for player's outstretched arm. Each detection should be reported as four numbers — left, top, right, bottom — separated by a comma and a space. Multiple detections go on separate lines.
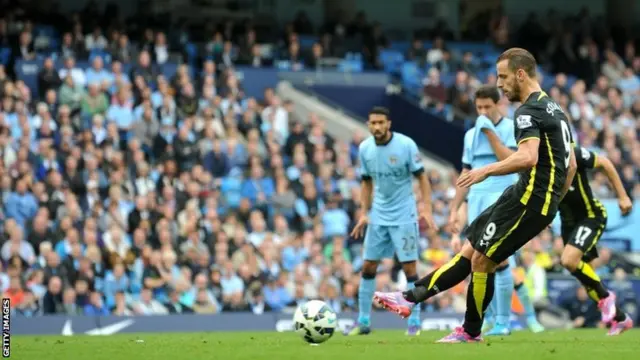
595, 155, 628, 199
457, 139, 538, 188
594, 155, 633, 214
484, 138, 539, 177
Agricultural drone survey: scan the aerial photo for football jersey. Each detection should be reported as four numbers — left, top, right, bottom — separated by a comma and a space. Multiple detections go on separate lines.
359, 132, 423, 225
558, 146, 607, 225
462, 117, 518, 194
513, 91, 573, 216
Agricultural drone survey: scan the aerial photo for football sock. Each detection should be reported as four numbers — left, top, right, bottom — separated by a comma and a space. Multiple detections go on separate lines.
404, 254, 471, 303
463, 272, 496, 337
494, 264, 514, 326
484, 295, 496, 324
571, 261, 608, 299
613, 306, 626, 322
406, 275, 421, 327
514, 282, 536, 318
358, 273, 376, 326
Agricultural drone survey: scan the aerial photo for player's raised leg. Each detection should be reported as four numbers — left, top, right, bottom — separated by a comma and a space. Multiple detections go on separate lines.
438, 248, 496, 344
375, 242, 473, 317
560, 223, 631, 334
438, 197, 554, 343
401, 260, 421, 336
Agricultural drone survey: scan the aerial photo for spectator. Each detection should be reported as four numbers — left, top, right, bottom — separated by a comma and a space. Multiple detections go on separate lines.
164, 285, 194, 314
522, 249, 547, 304
193, 288, 218, 314
85, 27, 108, 52
42, 276, 64, 314
133, 288, 168, 315
4, 178, 38, 227
262, 275, 293, 312
562, 287, 602, 329
37, 58, 62, 99
112, 291, 133, 316
58, 57, 86, 89
84, 291, 110, 315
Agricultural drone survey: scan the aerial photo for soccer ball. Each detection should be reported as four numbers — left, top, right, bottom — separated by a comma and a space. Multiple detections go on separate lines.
293, 300, 337, 344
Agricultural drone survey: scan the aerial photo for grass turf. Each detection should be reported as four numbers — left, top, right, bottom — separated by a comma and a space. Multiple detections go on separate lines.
12, 329, 640, 360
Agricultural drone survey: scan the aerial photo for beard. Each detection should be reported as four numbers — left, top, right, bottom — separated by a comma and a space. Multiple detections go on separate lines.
506, 83, 521, 102
373, 130, 390, 142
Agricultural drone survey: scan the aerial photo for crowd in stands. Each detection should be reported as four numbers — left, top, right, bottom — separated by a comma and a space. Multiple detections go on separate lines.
419, 8, 640, 201
0, 4, 636, 322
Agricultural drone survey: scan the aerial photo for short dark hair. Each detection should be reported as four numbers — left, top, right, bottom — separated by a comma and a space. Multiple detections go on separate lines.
369, 106, 390, 118
475, 85, 501, 104
496, 48, 537, 77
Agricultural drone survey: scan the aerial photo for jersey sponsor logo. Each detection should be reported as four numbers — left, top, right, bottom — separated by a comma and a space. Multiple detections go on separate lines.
372, 169, 409, 179
516, 115, 532, 129
546, 101, 564, 115
581, 147, 591, 161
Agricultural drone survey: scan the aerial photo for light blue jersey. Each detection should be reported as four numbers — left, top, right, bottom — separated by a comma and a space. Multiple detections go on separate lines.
359, 132, 423, 263
462, 117, 518, 195
359, 132, 423, 226
463, 117, 518, 224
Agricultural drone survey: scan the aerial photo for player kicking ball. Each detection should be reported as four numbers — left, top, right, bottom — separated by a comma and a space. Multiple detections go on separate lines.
344, 106, 437, 337
556, 145, 634, 335
375, 48, 577, 343
445, 85, 544, 336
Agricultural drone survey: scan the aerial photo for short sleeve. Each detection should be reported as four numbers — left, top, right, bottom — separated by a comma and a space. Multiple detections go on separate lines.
407, 139, 425, 175
504, 123, 518, 149
575, 146, 597, 170
461, 130, 473, 169
358, 143, 371, 180
514, 106, 541, 146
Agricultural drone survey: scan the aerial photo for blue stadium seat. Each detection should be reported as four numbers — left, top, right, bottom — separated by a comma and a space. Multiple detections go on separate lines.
401, 61, 423, 95
298, 35, 316, 48
0, 48, 11, 65
184, 43, 198, 66
89, 50, 112, 64
337, 59, 363, 73
379, 49, 404, 74
275, 61, 292, 70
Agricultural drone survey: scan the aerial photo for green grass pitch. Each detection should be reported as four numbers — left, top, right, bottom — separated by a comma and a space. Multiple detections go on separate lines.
12, 329, 640, 360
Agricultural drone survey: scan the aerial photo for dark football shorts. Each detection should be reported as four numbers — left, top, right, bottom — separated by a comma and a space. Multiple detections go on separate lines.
561, 217, 607, 263
467, 187, 555, 263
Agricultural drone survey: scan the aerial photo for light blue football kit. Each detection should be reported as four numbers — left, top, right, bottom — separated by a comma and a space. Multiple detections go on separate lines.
462, 115, 538, 333
357, 132, 423, 328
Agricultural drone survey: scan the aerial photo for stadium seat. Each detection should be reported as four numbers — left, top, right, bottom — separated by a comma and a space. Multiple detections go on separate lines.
379, 49, 404, 75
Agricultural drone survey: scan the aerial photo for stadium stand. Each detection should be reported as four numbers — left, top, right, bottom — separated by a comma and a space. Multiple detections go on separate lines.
0, 2, 638, 328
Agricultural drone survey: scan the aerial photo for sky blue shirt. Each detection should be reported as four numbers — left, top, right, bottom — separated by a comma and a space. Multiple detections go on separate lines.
359, 132, 423, 225
462, 117, 518, 194
107, 104, 135, 130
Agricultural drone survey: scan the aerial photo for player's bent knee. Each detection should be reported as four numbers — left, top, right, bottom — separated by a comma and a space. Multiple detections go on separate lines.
471, 250, 498, 273
362, 260, 379, 278
401, 261, 417, 277
460, 241, 475, 259
560, 247, 582, 272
